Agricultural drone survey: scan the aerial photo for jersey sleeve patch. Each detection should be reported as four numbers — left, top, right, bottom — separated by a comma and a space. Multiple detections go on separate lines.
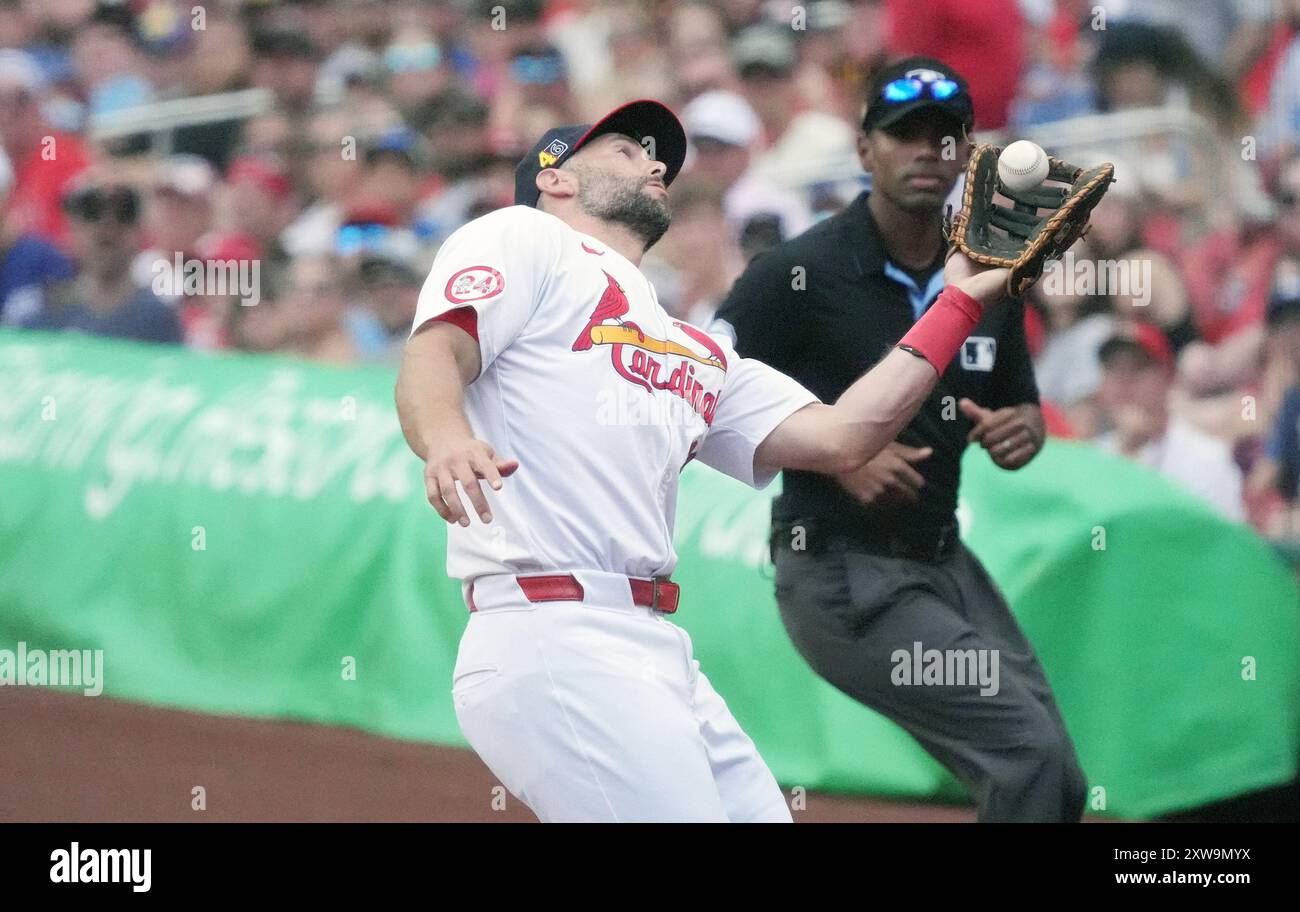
445, 266, 505, 304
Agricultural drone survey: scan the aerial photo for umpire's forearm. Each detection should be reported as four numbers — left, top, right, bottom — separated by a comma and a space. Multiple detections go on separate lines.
395, 329, 475, 461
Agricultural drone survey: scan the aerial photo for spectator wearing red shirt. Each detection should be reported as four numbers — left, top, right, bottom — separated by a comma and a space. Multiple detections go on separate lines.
883, 0, 1024, 130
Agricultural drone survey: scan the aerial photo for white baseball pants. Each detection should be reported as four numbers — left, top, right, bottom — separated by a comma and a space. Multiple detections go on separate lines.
450, 571, 793, 823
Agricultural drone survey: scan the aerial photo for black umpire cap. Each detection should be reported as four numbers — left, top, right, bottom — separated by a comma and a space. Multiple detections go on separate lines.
862, 56, 974, 134
514, 99, 688, 208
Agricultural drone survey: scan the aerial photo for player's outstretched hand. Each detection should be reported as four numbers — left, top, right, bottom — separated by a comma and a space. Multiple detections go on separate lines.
424, 438, 520, 527
943, 250, 1010, 309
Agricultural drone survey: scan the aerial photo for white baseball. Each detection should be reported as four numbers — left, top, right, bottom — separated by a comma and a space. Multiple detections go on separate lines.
997, 140, 1049, 193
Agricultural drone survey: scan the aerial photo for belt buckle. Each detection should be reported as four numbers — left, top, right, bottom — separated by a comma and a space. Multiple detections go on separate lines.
649, 575, 679, 614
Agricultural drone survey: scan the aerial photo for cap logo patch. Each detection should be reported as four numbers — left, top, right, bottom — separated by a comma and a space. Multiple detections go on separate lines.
538, 138, 569, 168
905, 68, 947, 81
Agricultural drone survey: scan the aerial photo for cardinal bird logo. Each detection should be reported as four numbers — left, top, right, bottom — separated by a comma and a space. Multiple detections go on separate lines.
672, 320, 728, 371
571, 270, 729, 426
571, 271, 645, 351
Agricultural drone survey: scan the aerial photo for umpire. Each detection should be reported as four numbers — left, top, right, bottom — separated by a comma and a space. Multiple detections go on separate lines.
715, 57, 1087, 822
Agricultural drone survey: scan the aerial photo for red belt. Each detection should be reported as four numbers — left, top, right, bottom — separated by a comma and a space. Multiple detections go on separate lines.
468, 573, 680, 614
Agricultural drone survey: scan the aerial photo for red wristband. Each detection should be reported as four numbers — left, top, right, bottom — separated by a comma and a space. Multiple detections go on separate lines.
896, 286, 983, 372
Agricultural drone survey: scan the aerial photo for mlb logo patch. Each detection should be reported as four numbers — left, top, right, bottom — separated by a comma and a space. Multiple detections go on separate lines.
538, 139, 569, 168
961, 336, 997, 371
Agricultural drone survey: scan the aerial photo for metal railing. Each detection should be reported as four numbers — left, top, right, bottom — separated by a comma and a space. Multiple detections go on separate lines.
88, 88, 275, 156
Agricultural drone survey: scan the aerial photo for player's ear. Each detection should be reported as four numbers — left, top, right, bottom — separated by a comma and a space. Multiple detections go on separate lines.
536, 167, 576, 202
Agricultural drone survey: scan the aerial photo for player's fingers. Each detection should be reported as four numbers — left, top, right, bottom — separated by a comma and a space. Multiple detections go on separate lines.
896, 445, 934, 463
424, 472, 452, 522
475, 441, 518, 479
438, 469, 471, 527
473, 454, 506, 492
424, 462, 454, 518
884, 480, 920, 503
892, 461, 926, 490
455, 462, 493, 523
849, 478, 884, 503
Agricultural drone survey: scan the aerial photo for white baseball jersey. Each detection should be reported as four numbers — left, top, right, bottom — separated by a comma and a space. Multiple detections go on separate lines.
410, 204, 819, 583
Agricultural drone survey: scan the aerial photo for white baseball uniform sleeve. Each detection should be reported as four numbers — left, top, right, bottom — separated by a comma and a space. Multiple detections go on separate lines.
693, 332, 819, 489
410, 206, 561, 375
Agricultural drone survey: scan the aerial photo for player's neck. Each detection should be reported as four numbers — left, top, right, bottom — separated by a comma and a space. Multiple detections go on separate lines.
554, 209, 648, 266
868, 192, 946, 271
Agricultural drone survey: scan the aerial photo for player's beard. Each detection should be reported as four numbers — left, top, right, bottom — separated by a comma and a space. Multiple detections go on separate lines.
570, 164, 672, 249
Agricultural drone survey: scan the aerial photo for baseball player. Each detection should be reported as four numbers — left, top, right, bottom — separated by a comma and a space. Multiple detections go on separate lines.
395, 99, 1009, 823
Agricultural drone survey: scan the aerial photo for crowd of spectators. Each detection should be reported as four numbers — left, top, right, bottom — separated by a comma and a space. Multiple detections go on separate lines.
2, 0, 1300, 541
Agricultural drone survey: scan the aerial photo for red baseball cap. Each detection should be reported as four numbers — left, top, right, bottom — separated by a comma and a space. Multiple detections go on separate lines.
1099, 321, 1174, 372
227, 155, 292, 200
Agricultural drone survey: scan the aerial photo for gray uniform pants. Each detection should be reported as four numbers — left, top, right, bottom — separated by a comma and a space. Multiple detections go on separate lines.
773, 535, 1087, 822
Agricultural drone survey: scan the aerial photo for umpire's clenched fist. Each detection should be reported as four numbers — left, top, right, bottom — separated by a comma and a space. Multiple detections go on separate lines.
424, 438, 519, 526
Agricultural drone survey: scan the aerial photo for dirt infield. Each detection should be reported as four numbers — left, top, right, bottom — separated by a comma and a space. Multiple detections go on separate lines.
0, 688, 975, 822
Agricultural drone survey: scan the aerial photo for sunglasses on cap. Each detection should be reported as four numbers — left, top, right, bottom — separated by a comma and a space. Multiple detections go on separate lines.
62, 186, 141, 225
881, 73, 963, 104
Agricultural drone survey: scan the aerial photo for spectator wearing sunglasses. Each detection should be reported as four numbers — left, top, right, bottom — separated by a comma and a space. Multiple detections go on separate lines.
18, 177, 180, 345
717, 57, 1086, 822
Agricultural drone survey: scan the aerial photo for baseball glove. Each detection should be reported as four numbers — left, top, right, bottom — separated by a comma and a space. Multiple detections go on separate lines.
946, 144, 1116, 298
